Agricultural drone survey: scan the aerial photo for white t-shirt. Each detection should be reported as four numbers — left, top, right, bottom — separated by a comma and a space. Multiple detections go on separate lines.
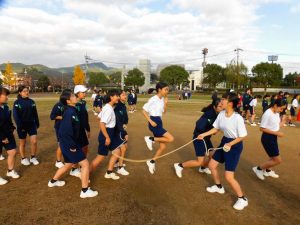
98, 104, 116, 128
143, 95, 165, 117
260, 108, 280, 132
91, 93, 97, 101
213, 111, 247, 139
132, 93, 135, 99
249, 98, 257, 107
292, 99, 299, 108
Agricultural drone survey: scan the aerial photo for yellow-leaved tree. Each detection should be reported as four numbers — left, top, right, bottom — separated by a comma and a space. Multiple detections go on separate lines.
3, 62, 15, 87
73, 65, 85, 85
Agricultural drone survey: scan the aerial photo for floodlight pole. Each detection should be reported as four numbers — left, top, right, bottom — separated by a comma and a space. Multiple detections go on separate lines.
234, 48, 243, 90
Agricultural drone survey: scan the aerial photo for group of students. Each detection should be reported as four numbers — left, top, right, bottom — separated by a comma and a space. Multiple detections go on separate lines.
0, 83, 295, 209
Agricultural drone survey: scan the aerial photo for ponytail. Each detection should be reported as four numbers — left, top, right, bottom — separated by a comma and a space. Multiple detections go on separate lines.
202, 98, 221, 113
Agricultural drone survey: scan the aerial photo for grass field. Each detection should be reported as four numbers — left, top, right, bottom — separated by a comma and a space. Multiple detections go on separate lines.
0, 94, 300, 225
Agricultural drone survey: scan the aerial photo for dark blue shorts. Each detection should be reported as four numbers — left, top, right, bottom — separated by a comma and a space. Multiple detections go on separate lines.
212, 136, 243, 172
148, 116, 167, 137
249, 106, 254, 115
55, 128, 60, 142
98, 128, 124, 156
17, 124, 37, 139
290, 107, 296, 116
0, 134, 16, 151
261, 133, 279, 157
243, 105, 249, 112
128, 102, 134, 105
78, 129, 89, 148
193, 136, 213, 157
60, 143, 86, 164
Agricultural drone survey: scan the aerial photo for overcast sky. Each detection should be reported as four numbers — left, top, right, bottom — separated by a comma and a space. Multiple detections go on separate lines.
0, 0, 300, 74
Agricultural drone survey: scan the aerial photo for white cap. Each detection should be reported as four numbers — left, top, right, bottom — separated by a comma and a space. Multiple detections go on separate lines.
230, 89, 234, 92
74, 85, 88, 94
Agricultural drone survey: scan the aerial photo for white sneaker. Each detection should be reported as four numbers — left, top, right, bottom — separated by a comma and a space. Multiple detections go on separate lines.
0, 177, 8, 185
144, 136, 153, 151
146, 160, 155, 174
199, 167, 211, 175
114, 163, 126, 168
70, 168, 81, 178
6, 170, 20, 179
0, 155, 5, 160
21, 158, 30, 166
117, 167, 130, 176
80, 188, 98, 198
206, 185, 225, 194
55, 161, 64, 168
30, 157, 40, 165
48, 180, 66, 187
252, 166, 265, 180
250, 123, 257, 126
104, 172, 120, 180
233, 197, 248, 210
289, 123, 296, 127
174, 163, 183, 178
263, 170, 279, 178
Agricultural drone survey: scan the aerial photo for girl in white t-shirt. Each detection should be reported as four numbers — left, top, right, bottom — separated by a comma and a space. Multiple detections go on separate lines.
198, 92, 248, 211
253, 99, 286, 180
143, 82, 174, 175
290, 94, 299, 126
249, 95, 258, 126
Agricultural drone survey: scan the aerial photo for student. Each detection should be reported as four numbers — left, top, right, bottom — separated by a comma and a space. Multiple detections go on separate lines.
13, 86, 40, 166
0, 87, 20, 185
174, 98, 223, 178
237, 92, 242, 114
114, 90, 130, 176
143, 82, 174, 174
132, 90, 138, 112
242, 88, 252, 123
249, 95, 258, 126
281, 92, 289, 126
91, 89, 98, 115
197, 92, 248, 211
270, 94, 277, 106
93, 90, 103, 115
50, 89, 72, 168
90, 90, 124, 180
290, 94, 299, 126
252, 99, 286, 180
48, 91, 98, 198
262, 94, 270, 113
127, 90, 134, 113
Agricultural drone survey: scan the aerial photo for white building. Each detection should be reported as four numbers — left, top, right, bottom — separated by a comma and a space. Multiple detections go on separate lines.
138, 59, 151, 92
187, 70, 204, 91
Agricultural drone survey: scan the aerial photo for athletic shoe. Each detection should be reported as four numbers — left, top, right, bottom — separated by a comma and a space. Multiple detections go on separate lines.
206, 185, 225, 194
117, 167, 130, 176
70, 168, 81, 178
289, 123, 296, 127
0, 155, 5, 160
48, 180, 65, 187
250, 123, 257, 126
146, 160, 155, 174
80, 188, 98, 198
174, 163, 183, 178
252, 166, 265, 180
114, 163, 126, 168
199, 167, 211, 175
6, 170, 20, 179
0, 177, 8, 185
30, 157, 40, 165
263, 170, 279, 178
55, 161, 64, 168
233, 197, 248, 210
104, 172, 120, 180
144, 136, 153, 151
257, 122, 261, 125
21, 158, 30, 166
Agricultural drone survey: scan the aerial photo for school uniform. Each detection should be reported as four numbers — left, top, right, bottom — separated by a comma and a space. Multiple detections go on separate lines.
133, 93, 137, 105
58, 106, 86, 164
290, 99, 299, 116
143, 95, 167, 137
260, 109, 281, 157
13, 96, 39, 139
76, 100, 90, 148
0, 104, 16, 151
262, 99, 269, 113
128, 93, 134, 106
280, 96, 288, 116
242, 93, 252, 112
114, 101, 129, 142
97, 104, 123, 156
93, 95, 103, 109
212, 111, 247, 172
249, 98, 257, 115
50, 102, 64, 142
193, 108, 218, 157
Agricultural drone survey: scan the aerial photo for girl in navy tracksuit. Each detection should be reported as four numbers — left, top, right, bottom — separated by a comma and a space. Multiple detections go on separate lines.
114, 90, 130, 176
90, 90, 124, 180
174, 98, 223, 178
0, 87, 20, 185
262, 94, 270, 113
13, 86, 40, 166
93, 90, 104, 114
198, 92, 248, 211
127, 90, 134, 113
48, 91, 98, 199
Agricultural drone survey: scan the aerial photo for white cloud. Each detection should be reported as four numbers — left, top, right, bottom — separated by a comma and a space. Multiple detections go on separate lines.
290, 1, 300, 13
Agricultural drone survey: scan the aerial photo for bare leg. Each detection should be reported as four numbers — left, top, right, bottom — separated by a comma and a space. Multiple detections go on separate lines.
19, 139, 26, 158
182, 157, 204, 168
30, 135, 37, 156
208, 159, 221, 184
53, 163, 73, 180
78, 159, 90, 188
7, 149, 17, 170
154, 132, 174, 143
260, 156, 282, 170
225, 171, 244, 197
153, 142, 166, 160
107, 149, 120, 171
118, 145, 127, 166
90, 155, 105, 173
56, 145, 62, 161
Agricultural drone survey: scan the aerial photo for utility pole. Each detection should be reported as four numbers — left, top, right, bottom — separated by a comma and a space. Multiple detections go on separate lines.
202, 48, 208, 68
121, 65, 126, 90
234, 48, 243, 90
84, 53, 91, 84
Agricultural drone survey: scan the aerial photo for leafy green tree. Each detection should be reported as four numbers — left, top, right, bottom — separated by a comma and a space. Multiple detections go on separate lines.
88, 72, 110, 86
125, 68, 145, 89
160, 65, 189, 89
224, 62, 248, 89
202, 64, 225, 88
109, 71, 122, 85
36, 74, 50, 92
283, 72, 299, 87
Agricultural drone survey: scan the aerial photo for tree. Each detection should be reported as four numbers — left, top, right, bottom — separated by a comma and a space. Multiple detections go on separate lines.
109, 71, 122, 85
88, 72, 110, 86
252, 63, 283, 91
150, 73, 159, 83
73, 65, 85, 85
283, 72, 299, 87
224, 62, 249, 89
36, 74, 50, 92
160, 65, 189, 89
125, 68, 145, 89
3, 62, 15, 87
202, 64, 225, 88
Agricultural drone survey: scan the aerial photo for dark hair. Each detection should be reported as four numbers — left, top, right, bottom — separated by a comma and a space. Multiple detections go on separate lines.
0, 86, 10, 96
156, 82, 168, 93
278, 91, 283, 95
292, 94, 299, 102
105, 89, 119, 104
284, 92, 289, 96
60, 91, 73, 106
263, 94, 270, 99
119, 90, 126, 95
270, 98, 285, 108
202, 98, 221, 113
222, 92, 240, 112
245, 88, 251, 92
18, 85, 28, 93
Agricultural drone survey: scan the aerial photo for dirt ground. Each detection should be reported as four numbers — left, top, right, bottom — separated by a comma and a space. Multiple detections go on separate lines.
0, 97, 299, 225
